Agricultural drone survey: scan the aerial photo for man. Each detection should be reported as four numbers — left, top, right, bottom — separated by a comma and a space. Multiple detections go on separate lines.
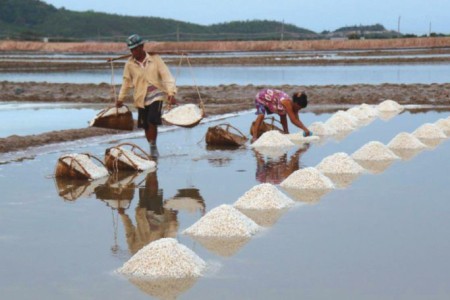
251, 88, 311, 142
116, 34, 177, 158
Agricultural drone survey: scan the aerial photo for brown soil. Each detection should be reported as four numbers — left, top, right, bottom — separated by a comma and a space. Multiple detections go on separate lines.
1, 81, 450, 154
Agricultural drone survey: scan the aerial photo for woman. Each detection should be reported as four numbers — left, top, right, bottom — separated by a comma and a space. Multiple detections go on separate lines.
251, 88, 311, 142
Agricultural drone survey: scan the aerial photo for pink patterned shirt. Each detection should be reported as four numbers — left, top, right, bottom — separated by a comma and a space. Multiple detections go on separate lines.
255, 89, 291, 115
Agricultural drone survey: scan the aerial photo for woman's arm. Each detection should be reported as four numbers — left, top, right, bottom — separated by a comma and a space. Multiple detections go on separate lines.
282, 100, 310, 134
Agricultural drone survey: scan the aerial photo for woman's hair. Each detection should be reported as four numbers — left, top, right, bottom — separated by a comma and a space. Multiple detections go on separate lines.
292, 91, 308, 108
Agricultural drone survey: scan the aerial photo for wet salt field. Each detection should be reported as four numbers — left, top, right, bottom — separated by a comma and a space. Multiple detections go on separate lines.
1, 108, 449, 299
2, 63, 450, 85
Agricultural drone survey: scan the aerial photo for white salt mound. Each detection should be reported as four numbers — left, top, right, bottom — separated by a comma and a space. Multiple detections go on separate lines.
183, 204, 260, 238
377, 99, 404, 112
61, 154, 109, 180
110, 147, 156, 171
359, 103, 379, 117
325, 111, 357, 131
434, 118, 450, 134
316, 152, 364, 174
308, 122, 336, 135
351, 141, 400, 161
286, 133, 320, 143
252, 130, 295, 148
347, 106, 370, 120
117, 238, 206, 279
387, 132, 427, 149
233, 183, 295, 210
162, 104, 202, 126
412, 123, 447, 139
280, 167, 335, 190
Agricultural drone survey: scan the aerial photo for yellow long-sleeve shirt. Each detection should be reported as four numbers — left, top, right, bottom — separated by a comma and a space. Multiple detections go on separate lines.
118, 53, 177, 108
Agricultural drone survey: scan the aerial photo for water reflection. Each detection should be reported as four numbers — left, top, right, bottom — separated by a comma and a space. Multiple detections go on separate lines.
54, 176, 108, 201
95, 171, 139, 210
118, 171, 179, 255
127, 277, 199, 300
254, 146, 309, 184
164, 188, 206, 215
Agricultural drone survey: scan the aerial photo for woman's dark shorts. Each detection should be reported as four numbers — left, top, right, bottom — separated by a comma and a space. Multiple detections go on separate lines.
138, 101, 163, 129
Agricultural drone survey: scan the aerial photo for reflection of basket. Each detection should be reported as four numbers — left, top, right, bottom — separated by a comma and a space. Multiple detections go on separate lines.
55, 176, 108, 201
90, 105, 134, 131
206, 123, 248, 147
250, 117, 283, 138
105, 143, 156, 172
55, 153, 109, 180
95, 171, 138, 203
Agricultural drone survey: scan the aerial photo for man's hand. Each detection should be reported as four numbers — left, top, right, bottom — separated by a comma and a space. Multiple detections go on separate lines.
116, 101, 124, 108
303, 130, 312, 137
168, 95, 177, 105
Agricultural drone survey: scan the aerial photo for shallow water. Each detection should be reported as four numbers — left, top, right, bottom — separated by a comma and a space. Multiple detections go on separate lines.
2, 63, 450, 85
0, 109, 449, 299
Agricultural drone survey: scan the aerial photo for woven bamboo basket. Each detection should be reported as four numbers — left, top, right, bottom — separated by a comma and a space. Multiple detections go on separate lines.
205, 123, 248, 147
250, 117, 283, 138
90, 105, 134, 131
105, 143, 154, 172
55, 153, 108, 180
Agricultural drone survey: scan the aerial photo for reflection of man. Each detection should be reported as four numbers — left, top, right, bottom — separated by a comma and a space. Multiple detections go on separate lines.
254, 146, 310, 184
119, 171, 178, 254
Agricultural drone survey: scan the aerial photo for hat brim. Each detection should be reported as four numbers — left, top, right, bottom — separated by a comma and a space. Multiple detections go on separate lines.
128, 40, 146, 49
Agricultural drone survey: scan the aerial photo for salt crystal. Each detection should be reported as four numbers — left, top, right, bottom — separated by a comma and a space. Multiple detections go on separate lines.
251, 130, 295, 148
117, 238, 206, 279
61, 154, 109, 180
286, 133, 321, 143
351, 141, 400, 161
347, 106, 370, 120
359, 103, 379, 117
109, 147, 156, 171
316, 152, 364, 174
377, 99, 404, 112
308, 121, 336, 135
325, 111, 357, 132
434, 118, 450, 135
233, 183, 295, 210
387, 132, 427, 149
412, 123, 447, 139
183, 205, 260, 238
280, 167, 335, 190
162, 104, 203, 126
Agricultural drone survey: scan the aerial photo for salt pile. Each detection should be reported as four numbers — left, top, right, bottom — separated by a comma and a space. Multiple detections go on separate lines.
325, 111, 357, 132
359, 103, 379, 117
251, 130, 295, 148
109, 147, 156, 171
192, 236, 250, 257
162, 104, 203, 126
347, 106, 370, 120
280, 167, 334, 190
183, 204, 260, 238
233, 183, 295, 210
60, 154, 109, 180
308, 122, 336, 135
434, 118, 450, 135
387, 132, 427, 149
351, 141, 400, 161
117, 238, 206, 278
286, 133, 321, 143
316, 152, 364, 174
237, 208, 288, 227
412, 123, 447, 139
377, 99, 404, 112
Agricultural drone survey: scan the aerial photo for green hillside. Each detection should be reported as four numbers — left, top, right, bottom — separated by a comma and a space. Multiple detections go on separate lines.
0, 0, 404, 41
0, 0, 318, 41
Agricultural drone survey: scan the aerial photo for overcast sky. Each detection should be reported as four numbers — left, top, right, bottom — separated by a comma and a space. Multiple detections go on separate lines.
43, 0, 449, 35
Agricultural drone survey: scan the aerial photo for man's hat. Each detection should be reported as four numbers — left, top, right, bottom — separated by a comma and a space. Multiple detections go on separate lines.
126, 34, 145, 49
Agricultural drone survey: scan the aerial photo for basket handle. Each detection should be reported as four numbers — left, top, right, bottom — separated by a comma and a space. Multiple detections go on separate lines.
218, 123, 247, 139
